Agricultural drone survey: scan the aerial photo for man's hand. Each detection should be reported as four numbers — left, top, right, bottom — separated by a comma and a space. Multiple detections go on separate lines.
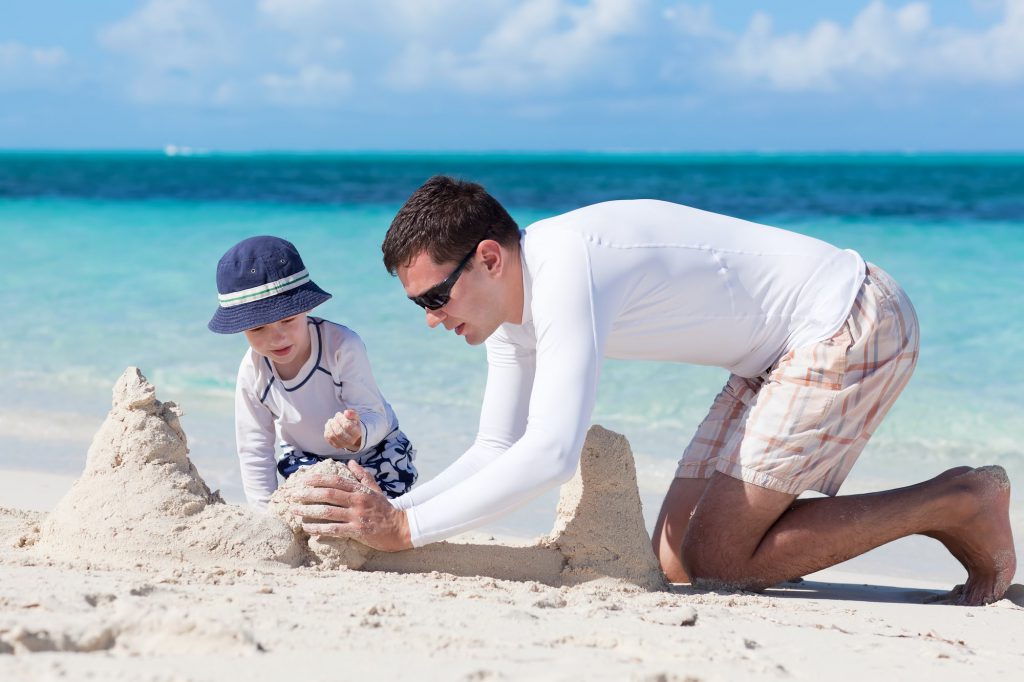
290, 460, 412, 552
324, 409, 363, 451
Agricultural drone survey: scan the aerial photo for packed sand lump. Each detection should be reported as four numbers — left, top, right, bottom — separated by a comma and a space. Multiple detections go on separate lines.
33, 368, 303, 568
268, 459, 377, 570
29, 368, 666, 591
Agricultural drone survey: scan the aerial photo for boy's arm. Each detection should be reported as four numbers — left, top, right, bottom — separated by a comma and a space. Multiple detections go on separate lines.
332, 332, 391, 452
235, 359, 279, 510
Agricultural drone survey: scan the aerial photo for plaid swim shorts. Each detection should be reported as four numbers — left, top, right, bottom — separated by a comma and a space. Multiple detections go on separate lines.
674, 264, 919, 496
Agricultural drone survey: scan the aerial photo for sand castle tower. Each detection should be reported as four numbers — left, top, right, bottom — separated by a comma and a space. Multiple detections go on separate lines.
34, 368, 303, 568
544, 425, 668, 591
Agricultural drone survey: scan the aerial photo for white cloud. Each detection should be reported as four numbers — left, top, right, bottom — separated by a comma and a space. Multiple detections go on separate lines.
258, 0, 486, 40
703, 0, 1024, 91
258, 0, 646, 94
924, 0, 1024, 83
90, 0, 1024, 111
260, 64, 353, 105
0, 42, 67, 86
662, 4, 730, 41
257, 0, 340, 28
388, 0, 647, 92
721, 2, 932, 91
97, 0, 237, 103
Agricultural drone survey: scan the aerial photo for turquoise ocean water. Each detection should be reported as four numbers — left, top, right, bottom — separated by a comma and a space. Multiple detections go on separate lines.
1, 152, 1021, 581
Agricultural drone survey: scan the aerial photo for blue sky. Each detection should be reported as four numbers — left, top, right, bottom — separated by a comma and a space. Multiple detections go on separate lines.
2, 0, 1023, 151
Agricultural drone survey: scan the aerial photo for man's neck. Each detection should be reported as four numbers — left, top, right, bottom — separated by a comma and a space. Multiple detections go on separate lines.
505, 246, 525, 325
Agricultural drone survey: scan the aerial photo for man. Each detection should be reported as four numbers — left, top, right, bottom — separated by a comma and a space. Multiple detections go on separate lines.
294, 175, 1015, 605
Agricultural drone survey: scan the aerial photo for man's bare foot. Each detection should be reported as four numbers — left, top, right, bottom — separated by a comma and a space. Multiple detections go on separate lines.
921, 467, 976, 571
929, 466, 1016, 606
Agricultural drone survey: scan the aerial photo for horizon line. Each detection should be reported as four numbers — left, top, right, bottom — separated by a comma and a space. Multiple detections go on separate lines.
2, 147, 1024, 158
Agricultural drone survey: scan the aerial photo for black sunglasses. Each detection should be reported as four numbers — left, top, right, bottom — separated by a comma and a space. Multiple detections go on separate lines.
408, 241, 483, 310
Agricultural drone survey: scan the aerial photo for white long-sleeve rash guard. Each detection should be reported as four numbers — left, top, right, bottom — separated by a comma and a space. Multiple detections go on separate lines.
391, 200, 866, 546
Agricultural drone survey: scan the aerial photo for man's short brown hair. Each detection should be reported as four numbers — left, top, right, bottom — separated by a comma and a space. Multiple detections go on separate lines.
382, 175, 520, 275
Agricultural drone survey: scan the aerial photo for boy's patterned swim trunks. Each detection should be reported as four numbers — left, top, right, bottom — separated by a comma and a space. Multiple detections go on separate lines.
277, 429, 418, 498
674, 264, 919, 496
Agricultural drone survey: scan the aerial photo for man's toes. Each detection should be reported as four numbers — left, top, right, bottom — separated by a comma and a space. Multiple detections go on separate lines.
957, 577, 996, 606
955, 582, 977, 606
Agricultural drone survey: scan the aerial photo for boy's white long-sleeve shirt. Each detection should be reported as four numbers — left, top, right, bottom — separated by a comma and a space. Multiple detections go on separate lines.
391, 200, 866, 546
235, 317, 398, 509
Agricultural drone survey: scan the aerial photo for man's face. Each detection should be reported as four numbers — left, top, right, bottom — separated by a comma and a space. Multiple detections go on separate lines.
398, 247, 506, 346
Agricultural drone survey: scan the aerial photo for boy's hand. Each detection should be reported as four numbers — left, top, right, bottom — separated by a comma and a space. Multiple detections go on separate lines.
324, 409, 363, 451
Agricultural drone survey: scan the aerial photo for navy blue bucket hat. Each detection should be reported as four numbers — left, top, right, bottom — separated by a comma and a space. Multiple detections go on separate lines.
208, 236, 332, 334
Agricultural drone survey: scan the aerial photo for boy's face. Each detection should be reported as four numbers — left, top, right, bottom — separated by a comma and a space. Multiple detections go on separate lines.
243, 312, 311, 373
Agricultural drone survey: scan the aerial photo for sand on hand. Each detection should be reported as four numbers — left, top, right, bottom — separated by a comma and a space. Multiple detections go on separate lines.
268, 459, 378, 570
30, 368, 304, 568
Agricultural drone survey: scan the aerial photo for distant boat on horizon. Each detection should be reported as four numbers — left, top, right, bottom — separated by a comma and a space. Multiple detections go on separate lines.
163, 145, 208, 157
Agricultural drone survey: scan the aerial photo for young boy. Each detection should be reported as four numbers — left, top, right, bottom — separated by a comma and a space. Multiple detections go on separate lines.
209, 235, 417, 510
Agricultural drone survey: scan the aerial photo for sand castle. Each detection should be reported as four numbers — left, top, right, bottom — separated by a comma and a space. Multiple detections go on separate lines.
30, 368, 304, 568
24, 368, 667, 591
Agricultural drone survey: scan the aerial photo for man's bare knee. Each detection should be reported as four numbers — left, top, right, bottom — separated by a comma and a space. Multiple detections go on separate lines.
681, 530, 744, 587
680, 492, 751, 585
653, 477, 708, 583
681, 519, 777, 591
653, 527, 690, 583
680, 473, 799, 589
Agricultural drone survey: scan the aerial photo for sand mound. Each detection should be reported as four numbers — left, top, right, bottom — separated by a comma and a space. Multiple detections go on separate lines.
26, 368, 666, 591
33, 368, 303, 568
268, 459, 377, 569
543, 426, 668, 591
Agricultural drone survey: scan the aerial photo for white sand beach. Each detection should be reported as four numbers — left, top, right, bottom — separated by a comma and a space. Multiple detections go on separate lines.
1, 369, 1021, 681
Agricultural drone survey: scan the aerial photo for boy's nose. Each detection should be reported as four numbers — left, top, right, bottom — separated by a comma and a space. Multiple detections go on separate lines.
425, 308, 444, 328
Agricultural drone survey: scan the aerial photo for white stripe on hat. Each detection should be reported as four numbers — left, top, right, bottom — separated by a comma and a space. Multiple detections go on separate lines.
218, 270, 310, 308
